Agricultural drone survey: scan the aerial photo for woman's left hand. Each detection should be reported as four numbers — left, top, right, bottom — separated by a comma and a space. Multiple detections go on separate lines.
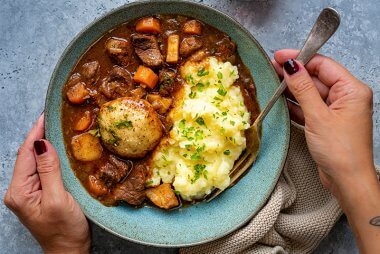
3, 114, 90, 254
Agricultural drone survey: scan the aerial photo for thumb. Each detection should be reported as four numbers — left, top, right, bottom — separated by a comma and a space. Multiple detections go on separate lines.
34, 139, 66, 197
283, 59, 328, 119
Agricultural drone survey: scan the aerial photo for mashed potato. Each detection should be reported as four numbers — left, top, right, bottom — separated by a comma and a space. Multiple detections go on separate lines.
148, 57, 250, 200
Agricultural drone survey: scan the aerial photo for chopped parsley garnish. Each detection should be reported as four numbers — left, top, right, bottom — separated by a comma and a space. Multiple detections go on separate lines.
179, 119, 186, 129
229, 70, 235, 77
196, 83, 205, 92
115, 120, 133, 129
185, 74, 194, 83
183, 154, 188, 158
222, 111, 227, 116
194, 130, 203, 140
213, 96, 222, 101
88, 128, 100, 137
230, 120, 235, 126
107, 129, 121, 146
217, 85, 227, 96
196, 145, 205, 153
191, 164, 207, 183
185, 144, 191, 150
203, 170, 208, 180
174, 190, 180, 195
146, 180, 154, 186
224, 150, 231, 155
217, 71, 223, 79
189, 90, 197, 98
190, 145, 205, 161
197, 67, 209, 77
195, 117, 206, 126
190, 153, 201, 161
161, 155, 167, 161
107, 105, 116, 111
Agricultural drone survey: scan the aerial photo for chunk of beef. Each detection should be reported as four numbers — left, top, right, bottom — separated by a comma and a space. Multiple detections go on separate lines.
113, 164, 146, 206
146, 94, 172, 114
131, 34, 163, 67
188, 49, 210, 62
105, 37, 131, 66
146, 183, 179, 210
158, 69, 176, 96
97, 155, 131, 186
215, 36, 236, 62
81, 61, 99, 84
100, 66, 133, 99
128, 87, 146, 99
179, 37, 203, 56
109, 66, 132, 82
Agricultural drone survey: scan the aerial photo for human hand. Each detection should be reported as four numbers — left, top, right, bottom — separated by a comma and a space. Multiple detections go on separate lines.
272, 49, 380, 253
272, 49, 377, 200
3, 114, 90, 254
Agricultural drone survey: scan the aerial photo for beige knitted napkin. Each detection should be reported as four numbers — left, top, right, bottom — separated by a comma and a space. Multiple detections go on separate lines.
181, 124, 379, 254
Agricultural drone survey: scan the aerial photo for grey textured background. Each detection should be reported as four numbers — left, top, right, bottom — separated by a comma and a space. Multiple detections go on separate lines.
0, 0, 379, 253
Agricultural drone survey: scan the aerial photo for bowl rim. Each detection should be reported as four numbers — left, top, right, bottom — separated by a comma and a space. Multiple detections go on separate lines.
45, 0, 290, 248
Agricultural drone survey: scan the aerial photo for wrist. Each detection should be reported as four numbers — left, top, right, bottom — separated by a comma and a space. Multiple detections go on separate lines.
335, 165, 380, 215
43, 239, 90, 254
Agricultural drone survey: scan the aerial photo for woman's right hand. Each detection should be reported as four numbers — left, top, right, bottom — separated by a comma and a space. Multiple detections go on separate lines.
272, 49, 380, 253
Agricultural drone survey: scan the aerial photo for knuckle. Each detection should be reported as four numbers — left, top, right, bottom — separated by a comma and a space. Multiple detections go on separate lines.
3, 191, 12, 207
17, 144, 28, 156
3, 190, 20, 211
361, 85, 373, 101
37, 156, 60, 174
44, 196, 66, 216
291, 77, 314, 96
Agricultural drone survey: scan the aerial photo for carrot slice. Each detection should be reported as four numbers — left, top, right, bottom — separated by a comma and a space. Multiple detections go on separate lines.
88, 175, 108, 196
74, 111, 92, 131
136, 17, 161, 34
133, 66, 158, 89
183, 20, 202, 35
66, 82, 89, 104
166, 34, 180, 63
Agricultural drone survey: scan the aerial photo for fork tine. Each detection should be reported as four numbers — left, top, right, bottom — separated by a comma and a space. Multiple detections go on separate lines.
229, 150, 250, 176
206, 151, 256, 202
230, 151, 258, 184
206, 121, 262, 202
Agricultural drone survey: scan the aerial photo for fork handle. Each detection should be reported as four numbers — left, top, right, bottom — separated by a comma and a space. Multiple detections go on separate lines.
254, 7, 340, 126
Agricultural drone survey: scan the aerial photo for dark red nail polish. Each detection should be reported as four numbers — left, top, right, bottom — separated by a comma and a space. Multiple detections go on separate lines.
284, 59, 299, 75
34, 140, 47, 155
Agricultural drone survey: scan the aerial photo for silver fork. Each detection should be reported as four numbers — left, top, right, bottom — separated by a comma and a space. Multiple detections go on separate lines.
206, 7, 341, 202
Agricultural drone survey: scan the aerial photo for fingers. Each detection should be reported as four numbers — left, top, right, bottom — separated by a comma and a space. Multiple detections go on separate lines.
272, 60, 330, 102
12, 114, 45, 186
274, 49, 354, 87
287, 100, 305, 125
283, 59, 329, 119
34, 139, 66, 198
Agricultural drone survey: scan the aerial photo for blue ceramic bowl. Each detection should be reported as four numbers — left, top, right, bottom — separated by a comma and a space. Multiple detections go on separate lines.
45, 0, 290, 247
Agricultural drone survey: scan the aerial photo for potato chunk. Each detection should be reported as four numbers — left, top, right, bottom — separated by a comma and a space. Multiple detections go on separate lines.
146, 183, 179, 209
66, 82, 90, 105
183, 20, 202, 35
71, 133, 103, 161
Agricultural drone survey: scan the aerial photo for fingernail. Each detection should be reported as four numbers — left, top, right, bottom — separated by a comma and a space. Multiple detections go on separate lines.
34, 140, 47, 155
284, 59, 299, 75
